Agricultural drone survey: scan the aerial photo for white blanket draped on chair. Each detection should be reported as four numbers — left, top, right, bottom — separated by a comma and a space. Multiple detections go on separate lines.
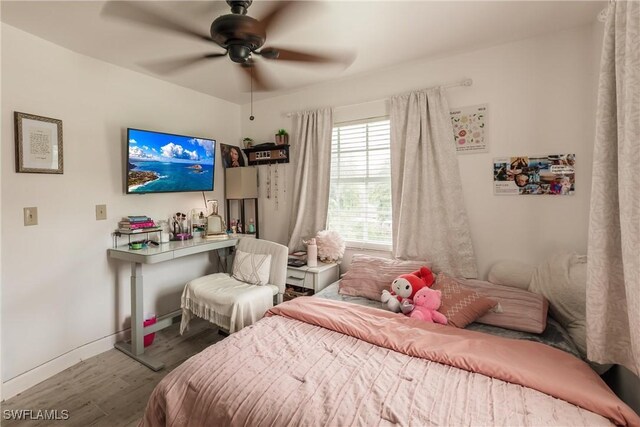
180, 273, 275, 334
180, 238, 288, 334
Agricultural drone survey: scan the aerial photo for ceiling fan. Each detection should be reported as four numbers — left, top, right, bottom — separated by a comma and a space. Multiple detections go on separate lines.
102, 0, 353, 92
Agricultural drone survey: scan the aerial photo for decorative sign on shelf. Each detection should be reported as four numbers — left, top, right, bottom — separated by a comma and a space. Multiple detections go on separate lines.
450, 104, 488, 154
243, 145, 289, 166
493, 153, 576, 196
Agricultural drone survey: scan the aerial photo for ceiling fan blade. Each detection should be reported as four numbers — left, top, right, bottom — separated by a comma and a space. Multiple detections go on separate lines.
256, 1, 298, 34
101, 1, 213, 43
140, 53, 227, 75
240, 61, 274, 92
258, 47, 354, 66
187, 1, 229, 19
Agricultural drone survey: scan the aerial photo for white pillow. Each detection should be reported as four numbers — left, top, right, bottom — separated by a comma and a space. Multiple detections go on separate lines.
232, 249, 272, 286
529, 252, 587, 356
487, 260, 534, 290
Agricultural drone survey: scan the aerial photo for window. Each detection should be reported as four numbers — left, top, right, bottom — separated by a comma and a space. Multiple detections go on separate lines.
327, 118, 392, 250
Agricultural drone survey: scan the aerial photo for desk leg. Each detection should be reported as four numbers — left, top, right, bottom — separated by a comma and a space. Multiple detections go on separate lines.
114, 262, 165, 371
131, 262, 144, 355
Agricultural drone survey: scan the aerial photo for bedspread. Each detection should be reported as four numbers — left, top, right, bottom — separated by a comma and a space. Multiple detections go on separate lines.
142, 298, 639, 427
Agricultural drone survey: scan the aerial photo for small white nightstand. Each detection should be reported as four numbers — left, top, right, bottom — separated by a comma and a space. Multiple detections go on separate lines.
286, 262, 339, 293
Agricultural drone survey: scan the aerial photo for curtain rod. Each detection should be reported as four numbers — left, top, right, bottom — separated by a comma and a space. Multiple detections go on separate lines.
284, 78, 472, 118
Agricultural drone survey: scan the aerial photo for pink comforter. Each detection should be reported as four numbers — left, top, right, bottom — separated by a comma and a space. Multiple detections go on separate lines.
142, 297, 639, 427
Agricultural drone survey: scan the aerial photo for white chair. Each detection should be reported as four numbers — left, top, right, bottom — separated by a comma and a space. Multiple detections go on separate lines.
180, 238, 288, 334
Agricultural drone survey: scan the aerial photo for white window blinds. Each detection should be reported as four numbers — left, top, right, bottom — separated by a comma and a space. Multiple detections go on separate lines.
327, 118, 392, 249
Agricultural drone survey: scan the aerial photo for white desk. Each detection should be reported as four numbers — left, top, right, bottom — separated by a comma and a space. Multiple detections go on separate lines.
108, 237, 238, 370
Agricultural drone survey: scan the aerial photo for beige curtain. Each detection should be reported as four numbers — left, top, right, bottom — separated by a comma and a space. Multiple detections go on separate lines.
586, 1, 640, 376
287, 108, 333, 252
390, 88, 477, 278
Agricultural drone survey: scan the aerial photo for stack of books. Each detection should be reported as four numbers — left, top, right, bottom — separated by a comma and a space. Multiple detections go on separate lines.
118, 215, 158, 233
288, 251, 307, 267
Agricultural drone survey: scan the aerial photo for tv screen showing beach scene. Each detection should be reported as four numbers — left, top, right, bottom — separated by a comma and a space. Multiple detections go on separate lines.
126, 128, 216, 194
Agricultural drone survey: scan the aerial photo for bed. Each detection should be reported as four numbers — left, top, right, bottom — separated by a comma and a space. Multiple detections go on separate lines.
141, 288, 640, 426
141, 280, 639, 427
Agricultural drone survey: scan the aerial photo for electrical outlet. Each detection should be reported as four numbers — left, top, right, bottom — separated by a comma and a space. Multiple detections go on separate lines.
96, 204, 107, 221
24, 207, 38, 226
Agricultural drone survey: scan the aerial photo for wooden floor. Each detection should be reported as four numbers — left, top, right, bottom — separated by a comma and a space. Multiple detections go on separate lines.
1, 320, 224, 427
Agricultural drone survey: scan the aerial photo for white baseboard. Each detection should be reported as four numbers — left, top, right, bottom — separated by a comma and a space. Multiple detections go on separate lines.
1, 330, 128, 401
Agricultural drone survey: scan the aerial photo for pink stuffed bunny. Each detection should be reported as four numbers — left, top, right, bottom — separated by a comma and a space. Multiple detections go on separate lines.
407, 286, 448, 325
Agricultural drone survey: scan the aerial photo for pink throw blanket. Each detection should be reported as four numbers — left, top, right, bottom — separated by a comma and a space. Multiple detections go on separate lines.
142, 297, 639, 426
268, 297, 639, 426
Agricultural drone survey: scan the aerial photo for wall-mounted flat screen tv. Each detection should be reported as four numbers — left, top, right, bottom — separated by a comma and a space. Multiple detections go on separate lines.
126, 128, 216, 194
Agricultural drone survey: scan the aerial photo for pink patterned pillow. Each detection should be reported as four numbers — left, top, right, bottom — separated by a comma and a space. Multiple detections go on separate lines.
339, 255, 428, 300
455, 278, 549, 334
432, 273, 497, 328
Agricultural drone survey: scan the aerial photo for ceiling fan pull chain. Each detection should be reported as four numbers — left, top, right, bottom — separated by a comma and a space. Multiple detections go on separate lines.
249, 66, 255, 120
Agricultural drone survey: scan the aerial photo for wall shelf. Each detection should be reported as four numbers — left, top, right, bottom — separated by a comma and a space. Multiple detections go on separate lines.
243, 145, 289, 166
112, 227, 162, 247
226, 198, 259, 238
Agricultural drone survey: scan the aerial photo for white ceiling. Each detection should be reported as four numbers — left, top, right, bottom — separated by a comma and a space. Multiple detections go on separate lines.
1, 1, 604, 105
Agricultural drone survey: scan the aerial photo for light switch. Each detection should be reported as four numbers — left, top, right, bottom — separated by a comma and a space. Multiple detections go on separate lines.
24, 207, 38, 226
96, 204, 107, 220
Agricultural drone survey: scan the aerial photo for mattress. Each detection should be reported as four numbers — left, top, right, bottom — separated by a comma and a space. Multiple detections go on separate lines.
315, 281, 582, 358
142, 297, 639, 427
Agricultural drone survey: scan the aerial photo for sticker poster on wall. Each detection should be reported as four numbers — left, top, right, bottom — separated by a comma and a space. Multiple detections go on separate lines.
450, 104, 488, 153
493, 154, 576, 196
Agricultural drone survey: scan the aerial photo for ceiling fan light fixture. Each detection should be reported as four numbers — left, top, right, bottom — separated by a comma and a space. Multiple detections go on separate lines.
228, 44, 252, 63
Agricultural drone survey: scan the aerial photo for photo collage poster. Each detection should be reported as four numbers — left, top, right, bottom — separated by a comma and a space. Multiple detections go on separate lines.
493, 154, 576, 196
450, 104, 488, 153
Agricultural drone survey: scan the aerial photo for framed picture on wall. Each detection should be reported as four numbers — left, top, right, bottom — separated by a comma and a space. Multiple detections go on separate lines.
14, 111, 64, 174
220, 143, 246, 168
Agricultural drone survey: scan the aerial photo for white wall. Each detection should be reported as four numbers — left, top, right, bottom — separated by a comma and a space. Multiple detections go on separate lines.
0, 12, 4, 402
1, 24, 241, 395
240, 23, 602, 278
